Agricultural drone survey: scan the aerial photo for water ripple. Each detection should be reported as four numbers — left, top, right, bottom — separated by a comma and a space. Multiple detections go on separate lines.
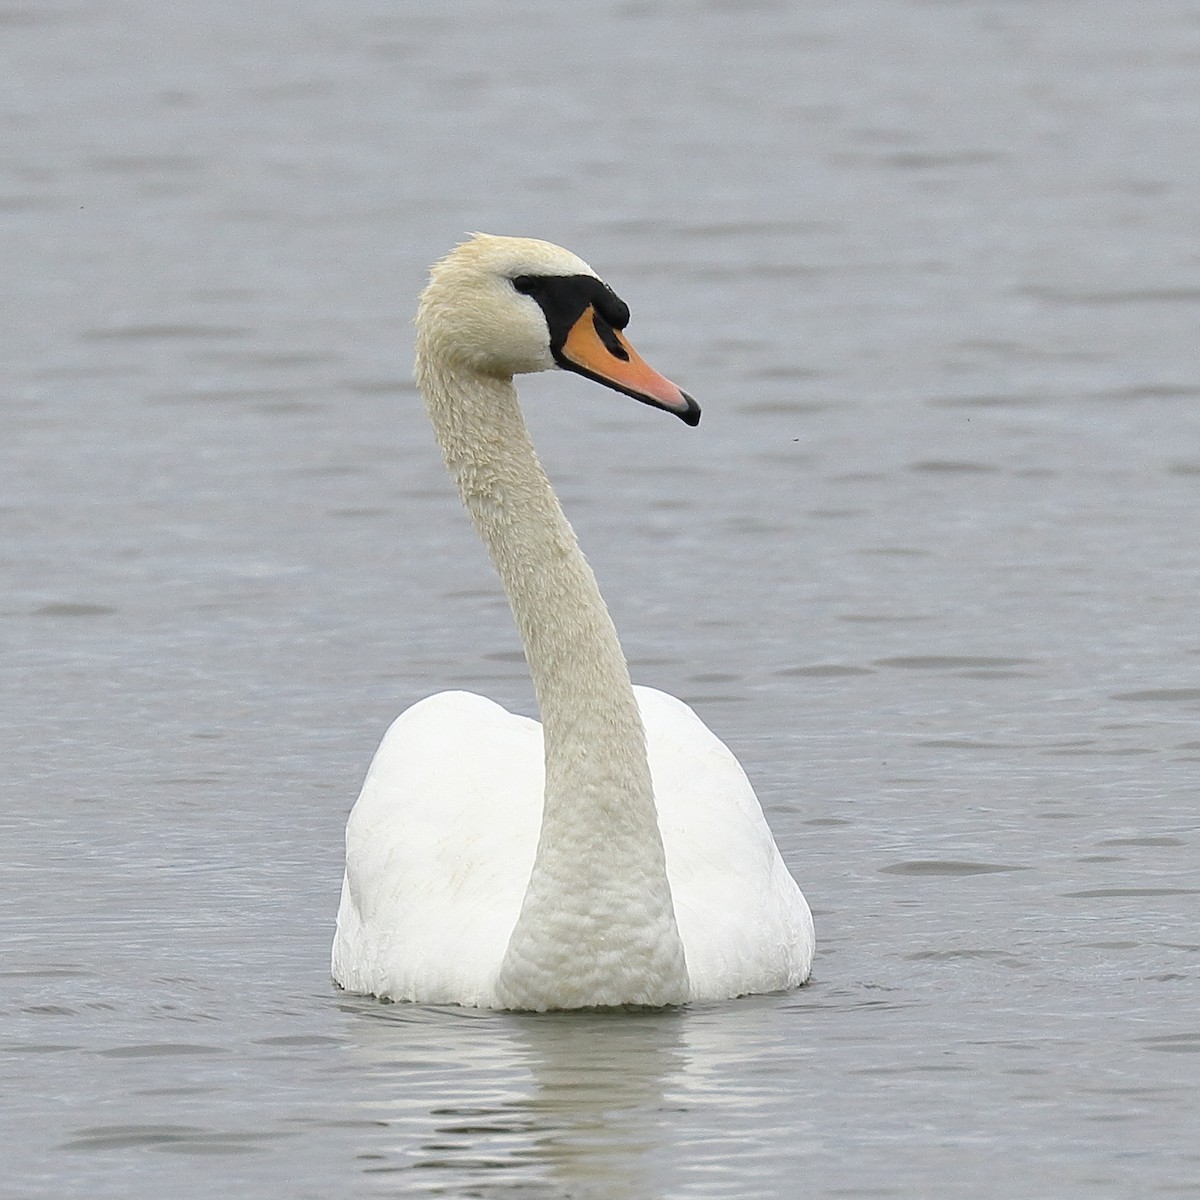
879, 861, 1029, 877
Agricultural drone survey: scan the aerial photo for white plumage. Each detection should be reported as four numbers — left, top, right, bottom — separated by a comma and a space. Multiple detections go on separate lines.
332, 235, 813, 1010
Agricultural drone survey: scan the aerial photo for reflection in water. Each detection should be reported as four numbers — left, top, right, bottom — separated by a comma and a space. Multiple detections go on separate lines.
340, 999, 686, 1197
339, 994, 823, 1198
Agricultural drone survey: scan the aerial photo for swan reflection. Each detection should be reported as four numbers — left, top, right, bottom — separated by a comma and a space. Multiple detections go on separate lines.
339, 993, 816, 1197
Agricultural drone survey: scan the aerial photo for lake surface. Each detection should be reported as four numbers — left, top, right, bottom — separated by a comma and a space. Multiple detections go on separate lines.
3, 1, 1199, 1196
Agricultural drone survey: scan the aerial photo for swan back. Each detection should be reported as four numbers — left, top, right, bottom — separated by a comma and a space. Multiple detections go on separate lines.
333, 691, 544, 1006
333, 687, 813, 1006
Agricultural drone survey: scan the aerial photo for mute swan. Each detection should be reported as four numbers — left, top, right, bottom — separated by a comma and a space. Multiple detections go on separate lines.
332, 234, 814, 1010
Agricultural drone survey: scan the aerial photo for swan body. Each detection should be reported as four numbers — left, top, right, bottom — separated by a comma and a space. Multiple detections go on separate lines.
332, 234, 813, 1010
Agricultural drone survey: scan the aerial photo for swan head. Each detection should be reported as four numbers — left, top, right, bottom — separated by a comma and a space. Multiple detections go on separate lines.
416, 234, 700, 425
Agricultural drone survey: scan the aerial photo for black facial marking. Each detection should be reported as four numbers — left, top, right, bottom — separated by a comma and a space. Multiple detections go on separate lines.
509, 273, 631, 361
592, 310, 629, 361
509, 271, 699, 425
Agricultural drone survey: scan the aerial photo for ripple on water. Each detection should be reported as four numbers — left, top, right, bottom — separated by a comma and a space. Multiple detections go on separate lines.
1022, 285, 1200, 307
148, 386, 325, 407
253, 1035, 344, 1048
879, 861, 1030, 876
774, 663, 874, 677
914, 738, 1023, 750
1063, 887, 1200, 899
1139, 1034, 1200, 1054
61, 1125, 283, 1155
904, 949, 1027, 966
79, 324, 249, 341
909, 459, 1000, 474
927, 392, 1049, 409
1098, 836, 1186, 848
838, 612, 932, 624
875, 655, 1037, 671
6, 1043, 82, 1054
96, 1043, 228, 1058
31, 603, 116, 618
0, 966, 93, 979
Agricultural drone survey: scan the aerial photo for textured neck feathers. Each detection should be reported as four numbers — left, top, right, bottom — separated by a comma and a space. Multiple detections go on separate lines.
415, 349, 689, 1009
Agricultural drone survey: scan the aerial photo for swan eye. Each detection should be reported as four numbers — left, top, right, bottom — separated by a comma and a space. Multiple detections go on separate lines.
511, 275, 536, 295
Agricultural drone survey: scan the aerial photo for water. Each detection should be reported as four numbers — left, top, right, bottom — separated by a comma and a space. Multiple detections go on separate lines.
3, 0, 1199, 1195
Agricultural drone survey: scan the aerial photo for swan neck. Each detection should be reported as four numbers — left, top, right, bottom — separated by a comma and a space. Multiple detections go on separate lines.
416, 353, 689, 1008
417, 359, 636, 749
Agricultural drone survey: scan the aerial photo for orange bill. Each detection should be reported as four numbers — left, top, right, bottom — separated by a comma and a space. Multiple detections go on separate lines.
559, 306, 700, 425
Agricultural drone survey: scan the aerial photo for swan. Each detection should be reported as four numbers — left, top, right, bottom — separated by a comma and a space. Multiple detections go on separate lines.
332, 234, 814, 1010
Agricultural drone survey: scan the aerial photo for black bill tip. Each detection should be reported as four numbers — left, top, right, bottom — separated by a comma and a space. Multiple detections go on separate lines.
676, 391, 701, 426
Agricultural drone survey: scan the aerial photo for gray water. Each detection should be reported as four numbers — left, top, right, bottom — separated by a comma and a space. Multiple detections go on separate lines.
3, 1, 1199, 1196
